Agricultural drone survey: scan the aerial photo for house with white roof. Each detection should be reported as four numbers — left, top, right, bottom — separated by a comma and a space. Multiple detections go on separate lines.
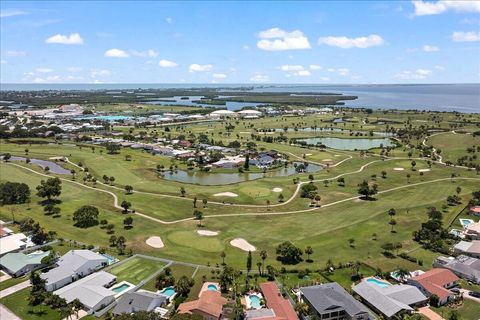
453, 240, 480, 258
0, 232, 29, 256
41, 250, 108, 291
54, 271, 116, 312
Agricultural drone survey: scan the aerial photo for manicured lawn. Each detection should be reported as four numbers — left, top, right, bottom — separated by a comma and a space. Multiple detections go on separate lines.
0, 288, 61, 320
108, 257, 166, 285
0, 275, 28, 291
432, 299, 480, 320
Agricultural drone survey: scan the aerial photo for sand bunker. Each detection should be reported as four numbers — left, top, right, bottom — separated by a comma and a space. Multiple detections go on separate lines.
213, 192, 238, 197
393, 168, 405, 171
419, 169, 431, 172
146, 236, 164, 248
197, 230, 219, 236
272, 187, 283, 193
334, 155, 341, 157
323, 159, 332, 162
305, 153, 312, 156
230, 238, 256, 252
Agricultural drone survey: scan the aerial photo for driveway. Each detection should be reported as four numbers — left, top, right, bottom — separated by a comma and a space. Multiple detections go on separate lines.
418, 307, 445, 320
0, 280, 31, 299
460, 288, 480, 303
0, 304, 20, 320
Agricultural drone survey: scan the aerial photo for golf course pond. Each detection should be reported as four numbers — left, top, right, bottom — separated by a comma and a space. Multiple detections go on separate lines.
161, 162, 322, 185
298, 137, 394, 150
8, 156, 71, 175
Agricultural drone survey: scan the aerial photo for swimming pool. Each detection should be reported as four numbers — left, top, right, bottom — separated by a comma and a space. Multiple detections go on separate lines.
207, 284, 218, 291
247, 294, 262, 309
160, 286, 176, 297
460, 219, 474, 226
101, 254, 117, 265
111, 283, 131, 293
366, 278, 391, 288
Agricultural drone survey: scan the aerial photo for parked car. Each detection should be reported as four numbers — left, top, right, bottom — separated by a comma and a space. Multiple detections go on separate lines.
450, 288, 460, 293
468, 291, 480, 298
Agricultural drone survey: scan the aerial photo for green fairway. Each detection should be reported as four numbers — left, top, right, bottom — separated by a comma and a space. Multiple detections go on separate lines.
0, 288, 61, 320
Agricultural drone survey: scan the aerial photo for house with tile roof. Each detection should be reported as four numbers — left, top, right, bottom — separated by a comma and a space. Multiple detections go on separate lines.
177, 290, 227, 320
256, 282, 298, 320
407, 268, 459, 306
433, 255, 480, 284
352, 281, 427, 319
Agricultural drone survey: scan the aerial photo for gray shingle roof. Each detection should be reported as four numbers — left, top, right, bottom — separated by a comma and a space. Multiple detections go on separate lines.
300, 283, 372, 318
112, 291, 167, 315
352, 281, 426, 318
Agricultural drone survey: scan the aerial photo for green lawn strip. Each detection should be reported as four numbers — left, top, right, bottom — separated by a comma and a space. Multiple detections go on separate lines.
0, 288, 61, 320
108, 257, 166, 285
432, 299, 480, 320
0, 275, 28, 291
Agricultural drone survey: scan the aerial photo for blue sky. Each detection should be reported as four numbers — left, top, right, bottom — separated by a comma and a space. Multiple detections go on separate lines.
1, 0, 479, 84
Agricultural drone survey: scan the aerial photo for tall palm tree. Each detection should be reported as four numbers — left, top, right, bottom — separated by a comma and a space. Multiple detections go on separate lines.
260, 250, 267, 275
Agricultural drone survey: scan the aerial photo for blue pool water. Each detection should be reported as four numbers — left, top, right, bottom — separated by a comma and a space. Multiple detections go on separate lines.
160, 286, 176, 297
366, 278, 390, 288
112, 283, 131, 293
207, 284, 218, 291
460, 219, 474, 226
248, 295, 262, 309
101, 254, 117, 265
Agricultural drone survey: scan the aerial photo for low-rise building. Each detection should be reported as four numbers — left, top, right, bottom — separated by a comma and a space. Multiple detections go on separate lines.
177, 290, 227, 320
0, 250, 50, 277
300, 282, 372, 320
54, 271, 116, 312
0, 232, 29, 256
258, 282, 297, 320
407, 268, 459, 306
112, 290, 168, 316
464, 222, 480, 240
352, 280, 427, 319
469, 206, 480, 216
453, 240, 480, 258
433, 255, 480, 284
41, 250, 108, 291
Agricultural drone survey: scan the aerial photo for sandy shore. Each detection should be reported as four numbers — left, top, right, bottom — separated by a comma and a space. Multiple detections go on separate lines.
272, 187, 283, 192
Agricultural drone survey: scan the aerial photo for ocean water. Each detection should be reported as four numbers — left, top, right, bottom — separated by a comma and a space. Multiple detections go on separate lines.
1, 83, 478, 113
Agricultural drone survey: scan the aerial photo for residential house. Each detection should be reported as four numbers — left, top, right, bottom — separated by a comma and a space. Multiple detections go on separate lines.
352, 281, 427, 319
54, 271, 116, 312
453, 240, 480, 258
0, 232, 29, 256
112, 290, 168, 316
258, 282, 298, 320
433, 255, 480, 284
0, 250, 50, 277
177, 290, 227, 320
469, 206, 480, 216
211, 156, 245, 169
464, 222, 480, 240
407, 268, 459, 305
41, 250, 108, 291
300, 282, 372, 320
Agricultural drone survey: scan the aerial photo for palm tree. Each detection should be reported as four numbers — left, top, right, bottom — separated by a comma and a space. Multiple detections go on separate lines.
259, 250, 267, 275
305, 246, 313, 262
396, 268, 410, 282
256, 261, 262, 275
388, 208, 396, 218
348, 238, 355, 247
71, 299, 82, 319
220, 251, 226, 265
389, 219, 397, 232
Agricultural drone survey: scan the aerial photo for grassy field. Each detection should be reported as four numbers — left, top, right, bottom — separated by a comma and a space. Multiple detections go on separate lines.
108, 257, 166, 285
432, 299, 480, 320
0, 288, 61, 320
428, 132, 480, 166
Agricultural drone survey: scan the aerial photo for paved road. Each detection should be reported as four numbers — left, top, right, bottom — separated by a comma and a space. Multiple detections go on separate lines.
0, 280, 31, 299
0, 304, 21, 320
460, 289, 480, 303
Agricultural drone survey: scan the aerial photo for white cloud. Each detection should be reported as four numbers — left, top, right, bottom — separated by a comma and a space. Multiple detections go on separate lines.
452, 31, 480, 42
158, 59, 178, 68
435, 65, 446, 71
46, 33, 84, 45
257, 27, 311, 51
166, 17, 173, 23
295, 70, 311, 77
6, 50, 26, 57
90, 69, 111, 78
67, 67, 83, 72
0, 9, 27, 18
189, 64, 213, 72
338, 68, 350, 76
250, 74, 270, 82
279, 64, 304, 71
422, 45, 439, 52
104, 48, 130, 58
243, 45, 250, 51
412, 0, 480, 16
395, 68, 432, 80
0, 60, 6, 65
309, 64, 322, 70
213, 73, 227, 79
318, 34, 384, 49
35, 68, 53, 73
327, 68, 336, 72
131, 49, 158, 58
